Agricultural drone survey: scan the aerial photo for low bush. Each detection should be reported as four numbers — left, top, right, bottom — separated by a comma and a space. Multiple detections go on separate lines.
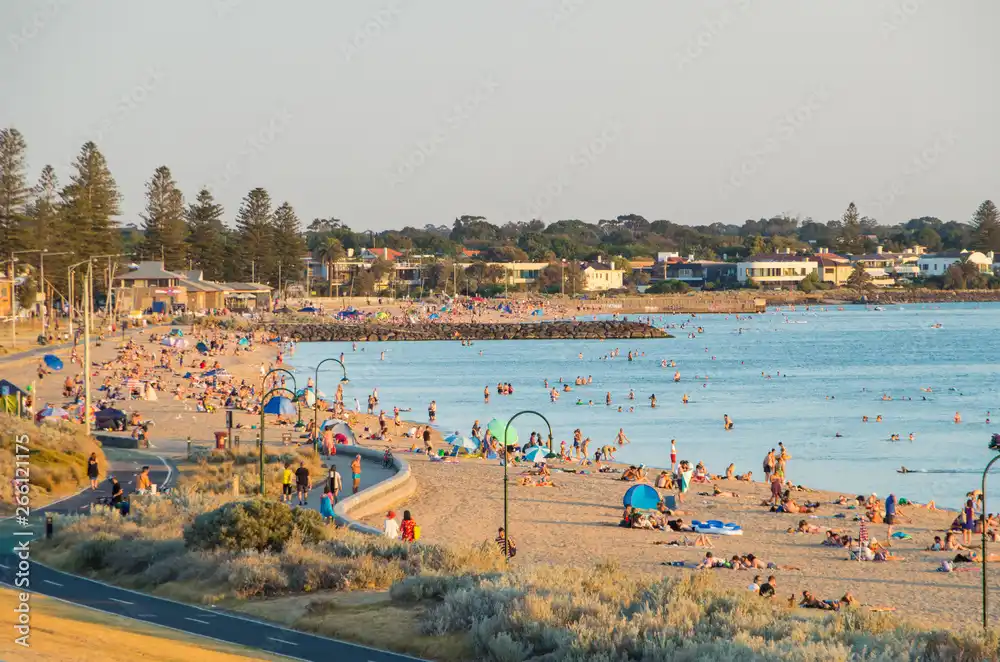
184, 499, 324, 553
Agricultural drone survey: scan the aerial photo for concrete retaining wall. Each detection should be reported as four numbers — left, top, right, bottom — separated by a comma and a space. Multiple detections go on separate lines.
332, 446, 416, 535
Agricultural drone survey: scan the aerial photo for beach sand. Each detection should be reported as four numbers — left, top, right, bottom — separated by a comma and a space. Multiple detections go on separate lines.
4, 323, 996, 630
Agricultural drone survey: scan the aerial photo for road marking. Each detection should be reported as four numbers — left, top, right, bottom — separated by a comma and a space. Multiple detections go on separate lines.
109, 597, 134, 605
137, 613, 157, 618
43, 580, 63, 587
268, 637, 299, 646
185, 617, 211, 625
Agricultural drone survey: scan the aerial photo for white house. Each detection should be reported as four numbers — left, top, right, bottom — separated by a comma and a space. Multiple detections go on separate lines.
736, 250, 818, 289
917, 250, 994, 276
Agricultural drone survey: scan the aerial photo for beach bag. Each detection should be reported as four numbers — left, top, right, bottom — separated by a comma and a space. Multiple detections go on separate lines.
413, 525, 421, 541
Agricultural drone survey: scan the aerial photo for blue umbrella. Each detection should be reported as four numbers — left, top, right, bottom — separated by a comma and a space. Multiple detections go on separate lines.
238, 337, 249, 346
196, 341, 209, 353
445, 433, 478, 451
43, 354, 63, 371
263, 396, 296, 416
523, 446, 550, 463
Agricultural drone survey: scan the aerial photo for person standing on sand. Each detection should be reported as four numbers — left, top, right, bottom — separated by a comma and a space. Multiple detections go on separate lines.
884, 492, 896, 536
384, 510, 400, 539
351, 454, 362, 494
423, 426, 433, 455
400, 510, 417, 542
770, 462, 784, 506
778, 442, 791, 481
763, 449, 775, 483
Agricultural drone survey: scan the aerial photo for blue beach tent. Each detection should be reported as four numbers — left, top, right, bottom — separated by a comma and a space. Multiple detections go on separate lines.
622, 484, 660, 510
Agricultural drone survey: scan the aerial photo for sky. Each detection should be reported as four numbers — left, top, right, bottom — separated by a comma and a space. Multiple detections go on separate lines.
2, 0, 998, 232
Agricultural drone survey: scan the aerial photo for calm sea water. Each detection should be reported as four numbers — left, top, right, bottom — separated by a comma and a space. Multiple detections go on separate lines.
287, 303, 1000, 509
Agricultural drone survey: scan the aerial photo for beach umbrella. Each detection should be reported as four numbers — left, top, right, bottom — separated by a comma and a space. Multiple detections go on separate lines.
486, 418, 519, 446
523, 446, 549, 463
42, 354, 63, 371
263, 396, 296, 416
37, 406, 70, 421
238, 337, 249, 346
169, 328, 184, 337
296, 389, 316, 407
196, 341, 209, 354
445, 433, 478, 451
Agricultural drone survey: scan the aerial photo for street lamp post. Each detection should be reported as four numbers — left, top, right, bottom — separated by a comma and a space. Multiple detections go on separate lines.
502, 410, 554, 564
981, 435, 1000, 630
83, 261, 93, 430
312, 358, 348, 451
258, 386, 298, 496
67, 260, 89, 344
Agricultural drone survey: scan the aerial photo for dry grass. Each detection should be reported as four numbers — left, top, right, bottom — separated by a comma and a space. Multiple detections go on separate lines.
0, 415, 106, 514
0, 586, 292, 661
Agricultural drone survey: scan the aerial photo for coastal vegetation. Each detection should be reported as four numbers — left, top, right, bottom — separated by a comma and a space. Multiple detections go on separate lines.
0, 415, 106, 513
2, 127, 999, 300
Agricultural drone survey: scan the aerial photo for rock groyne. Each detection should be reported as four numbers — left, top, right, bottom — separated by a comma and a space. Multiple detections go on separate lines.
257, 321, 671, 342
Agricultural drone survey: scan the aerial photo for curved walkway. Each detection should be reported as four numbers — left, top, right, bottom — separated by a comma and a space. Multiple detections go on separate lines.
0, 448, 425, 662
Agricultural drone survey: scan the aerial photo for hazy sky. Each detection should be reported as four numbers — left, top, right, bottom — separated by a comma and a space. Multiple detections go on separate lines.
3, 0, 998, 232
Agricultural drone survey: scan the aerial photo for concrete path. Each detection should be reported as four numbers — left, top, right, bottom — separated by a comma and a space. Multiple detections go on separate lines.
0, 447, 424, 662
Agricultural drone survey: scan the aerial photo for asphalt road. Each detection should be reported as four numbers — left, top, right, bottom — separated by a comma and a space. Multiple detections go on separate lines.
0, 450, 425, 662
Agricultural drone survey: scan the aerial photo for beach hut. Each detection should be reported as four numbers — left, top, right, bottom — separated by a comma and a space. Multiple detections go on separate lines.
622, 484, 661, 510
0, 379, 29, 416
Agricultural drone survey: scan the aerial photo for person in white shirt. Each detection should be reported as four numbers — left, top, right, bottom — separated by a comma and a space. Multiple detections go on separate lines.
384, 510, 400, 539
327, 465, 343, 504
748, 575, 761, 593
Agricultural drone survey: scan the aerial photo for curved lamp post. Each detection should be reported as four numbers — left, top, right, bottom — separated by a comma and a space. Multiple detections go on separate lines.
981, 435, 1000, 630
258, 386, 298, 496
502, 410, 553, 564
261, 367, 299, 423
312, 358, 349, 451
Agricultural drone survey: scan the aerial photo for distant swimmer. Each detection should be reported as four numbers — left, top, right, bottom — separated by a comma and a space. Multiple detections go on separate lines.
723, 414, 734, 430
835, 432, 843, 438
908, 433, 915, 441
673, 371, 681, 383
898, 466, 911, 473
649, 394, 657, 408
682, 394, 689, 404
954, 411, 962, 423
628, 389, 635, 400
876, 415, 882, 423
578, 353, 583, 359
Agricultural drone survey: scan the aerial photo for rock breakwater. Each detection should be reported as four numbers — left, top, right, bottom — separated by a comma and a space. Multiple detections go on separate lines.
256, 321, 671, 342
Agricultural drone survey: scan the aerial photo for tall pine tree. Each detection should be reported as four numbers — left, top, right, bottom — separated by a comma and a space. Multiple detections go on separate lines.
185, 187, 228, 280
972, 200, 1000, 253
140, 166, 187, 269
838, 202, 864, 254
234, 187, 274, 283
25, 165, 73, 294
271, 201, 305, 287
0, 128, 31, 257
60, 142, 121, 259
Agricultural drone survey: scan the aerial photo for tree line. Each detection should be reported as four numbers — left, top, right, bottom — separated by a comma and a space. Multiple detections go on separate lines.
1, 126, 997, 301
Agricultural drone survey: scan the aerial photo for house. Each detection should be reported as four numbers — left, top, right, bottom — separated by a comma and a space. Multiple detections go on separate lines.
664, 261, 737, 288
917, 250, 994, 277
812, 249, 853, 287
114, 261, 185, 312
361, 247, 403, 262
493, 262, 550, 287
581, 258, 625, 291
736, 250, 818, 289
179, 270, 229, 311
850, 245, 922, 286
0, 277, 12, 317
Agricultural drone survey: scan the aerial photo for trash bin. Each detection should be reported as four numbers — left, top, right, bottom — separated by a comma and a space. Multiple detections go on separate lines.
214, 431, 227, 449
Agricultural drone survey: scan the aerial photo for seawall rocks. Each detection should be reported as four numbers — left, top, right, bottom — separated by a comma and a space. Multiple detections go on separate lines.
255, 321, 671, 342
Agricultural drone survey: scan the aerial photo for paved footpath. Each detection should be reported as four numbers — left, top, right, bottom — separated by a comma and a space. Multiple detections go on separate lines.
0, 448, 424, 662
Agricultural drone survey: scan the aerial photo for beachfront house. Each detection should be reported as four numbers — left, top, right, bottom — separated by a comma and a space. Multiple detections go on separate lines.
113, 261, 185, 313
736, 251, 818, 289
581, 258, 625, 291
663, 261, 737, 288
917, 250, 994, 276
850, 246, 922, 286
495, 262, 550, 288
0, 277, 12, 317
812, 249, 853, 287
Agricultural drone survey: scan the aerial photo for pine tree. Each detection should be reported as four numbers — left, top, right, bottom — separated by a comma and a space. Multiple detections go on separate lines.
846, 263, 873, 301
234, 187, 274, 283
140, 166, 187, 269
185, 188, 228, 280
0, 128, 31, 256
271, 201, 305, 287
838, 202, 864, 254
60, 142, 121, 259
24, 165, 73, 295
972, 200, 1000, 253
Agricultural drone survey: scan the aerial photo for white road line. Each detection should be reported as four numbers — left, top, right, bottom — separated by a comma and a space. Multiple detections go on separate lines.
267, 637, 299, 646
185, 617, 211, 625
43, 580, 63, 587
109, 597, 134, 605
137, 613, 157, 618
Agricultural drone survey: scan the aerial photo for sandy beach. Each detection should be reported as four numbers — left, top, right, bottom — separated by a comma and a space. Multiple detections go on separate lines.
3, 318, 997, 631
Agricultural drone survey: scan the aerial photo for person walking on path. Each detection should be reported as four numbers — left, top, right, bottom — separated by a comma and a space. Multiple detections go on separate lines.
400, 510, 418, 542
350, 454, 362, 494
327, 464, 343, 504
87, 452, 100, 490
294, 461, 311, 506
384, 510, 400, 539
281, 462, 294, 504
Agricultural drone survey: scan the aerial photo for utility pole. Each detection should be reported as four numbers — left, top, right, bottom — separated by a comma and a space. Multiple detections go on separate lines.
82, 261, 92, 430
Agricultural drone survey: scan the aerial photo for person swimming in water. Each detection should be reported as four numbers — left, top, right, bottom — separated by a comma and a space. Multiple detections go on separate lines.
723, 414, 734, 430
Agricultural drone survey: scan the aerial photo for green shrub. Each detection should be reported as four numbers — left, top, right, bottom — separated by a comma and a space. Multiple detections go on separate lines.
184, 499, 323, 552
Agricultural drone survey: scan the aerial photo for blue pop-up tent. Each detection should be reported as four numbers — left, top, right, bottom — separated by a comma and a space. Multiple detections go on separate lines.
622, 484, 660, 510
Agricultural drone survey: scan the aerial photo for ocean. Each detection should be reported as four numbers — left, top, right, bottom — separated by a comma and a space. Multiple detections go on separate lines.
286, 302, 1000, 510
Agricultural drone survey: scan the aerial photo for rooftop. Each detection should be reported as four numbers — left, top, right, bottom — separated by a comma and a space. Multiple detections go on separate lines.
115, 261, 181, 280
745, 253, 817, 263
